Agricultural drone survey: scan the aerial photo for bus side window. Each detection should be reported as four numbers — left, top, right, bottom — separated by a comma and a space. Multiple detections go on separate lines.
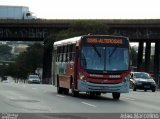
66, 45, 69, 62
59, 46, 63, 62
63, 45, 67, 62
72, 45, 76, 61
62, 46, 65, 62
54, 48, 58, 62
68, 44, 71, 61
68, 44, 75, 61
56, 47, 60, 62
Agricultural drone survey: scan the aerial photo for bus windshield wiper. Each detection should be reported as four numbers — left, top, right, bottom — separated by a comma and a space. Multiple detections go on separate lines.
109, 47, 117, 58
91, 45, 101, 57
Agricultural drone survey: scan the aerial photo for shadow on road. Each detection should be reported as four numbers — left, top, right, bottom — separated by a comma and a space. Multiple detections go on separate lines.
51, 91, 127, 103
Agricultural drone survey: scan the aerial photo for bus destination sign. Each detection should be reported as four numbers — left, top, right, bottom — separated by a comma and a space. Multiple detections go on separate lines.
87, 38, 123, 44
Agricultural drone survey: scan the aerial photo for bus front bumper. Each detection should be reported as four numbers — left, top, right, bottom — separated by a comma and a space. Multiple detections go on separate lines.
78, 80, 129, 93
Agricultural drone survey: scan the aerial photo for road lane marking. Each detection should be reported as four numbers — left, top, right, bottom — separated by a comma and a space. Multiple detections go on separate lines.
22, 85, 26, 87
56, 95, 65, 98
123, 97, 135, 101
81, 102, 96, 107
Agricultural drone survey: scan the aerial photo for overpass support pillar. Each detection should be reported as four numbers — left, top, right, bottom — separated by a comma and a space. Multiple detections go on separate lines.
137, 41, 144, 71
154, 42, 160, 86
144, 42, 151, 72
42, 46, 52, 84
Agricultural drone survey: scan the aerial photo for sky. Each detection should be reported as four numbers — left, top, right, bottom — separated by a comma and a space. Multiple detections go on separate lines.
0, 0, 160, 19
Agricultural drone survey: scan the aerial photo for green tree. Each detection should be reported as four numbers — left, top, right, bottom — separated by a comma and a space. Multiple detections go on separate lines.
0, 64, 7, 77
44, 20, 110, 48
0, 44, 12, 55
0, 44, 12, 61
130, 47, 138, 67
25, 43, 44, 74
54, 20, 109, 42
6, 43, 43, 79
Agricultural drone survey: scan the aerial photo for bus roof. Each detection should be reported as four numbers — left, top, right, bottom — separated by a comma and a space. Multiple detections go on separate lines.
54, 36, 81, 46
53, 35, 129, 47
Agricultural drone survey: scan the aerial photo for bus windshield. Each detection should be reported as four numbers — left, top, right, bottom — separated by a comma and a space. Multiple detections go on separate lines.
80, 46, 129, 71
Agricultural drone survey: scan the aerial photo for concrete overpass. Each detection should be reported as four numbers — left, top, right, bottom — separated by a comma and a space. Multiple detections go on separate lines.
0, 19, 160, 84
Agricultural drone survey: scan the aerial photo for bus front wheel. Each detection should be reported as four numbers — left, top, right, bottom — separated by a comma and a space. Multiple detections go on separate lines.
71, 84, 79, 97
112, 92, 120, 100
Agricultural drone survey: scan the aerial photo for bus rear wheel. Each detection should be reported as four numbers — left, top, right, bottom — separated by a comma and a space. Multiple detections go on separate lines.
112, 92, 120, 100
64, 88, 69, 95
57, 79, 62, 94
57, 86, 63, 94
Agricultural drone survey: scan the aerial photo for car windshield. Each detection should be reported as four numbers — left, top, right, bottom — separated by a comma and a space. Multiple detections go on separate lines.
29, 75, 39, 79
134, 72, 152, 79
80, 46, 129, 71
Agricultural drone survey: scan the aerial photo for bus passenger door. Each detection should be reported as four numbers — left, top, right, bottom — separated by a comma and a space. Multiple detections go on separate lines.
74, 46, 79, 90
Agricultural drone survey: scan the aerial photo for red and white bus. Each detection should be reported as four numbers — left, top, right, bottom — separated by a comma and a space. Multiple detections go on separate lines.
52, 35, 130, 99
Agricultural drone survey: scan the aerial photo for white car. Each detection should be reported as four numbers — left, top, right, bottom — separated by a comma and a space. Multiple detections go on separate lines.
27, 75, 41, 84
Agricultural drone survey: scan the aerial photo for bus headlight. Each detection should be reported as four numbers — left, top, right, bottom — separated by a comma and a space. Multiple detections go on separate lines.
79, 73, 86, 81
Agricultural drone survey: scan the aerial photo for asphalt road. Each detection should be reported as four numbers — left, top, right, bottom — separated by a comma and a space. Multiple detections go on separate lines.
0, 81, 160, 119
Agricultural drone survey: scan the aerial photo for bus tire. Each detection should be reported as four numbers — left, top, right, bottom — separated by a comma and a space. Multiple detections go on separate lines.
71, 84, 79, 97
57, 76, 62, 94
112, 92, 120, 100
70, 76, 73, 89
64, 88, 69, 95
